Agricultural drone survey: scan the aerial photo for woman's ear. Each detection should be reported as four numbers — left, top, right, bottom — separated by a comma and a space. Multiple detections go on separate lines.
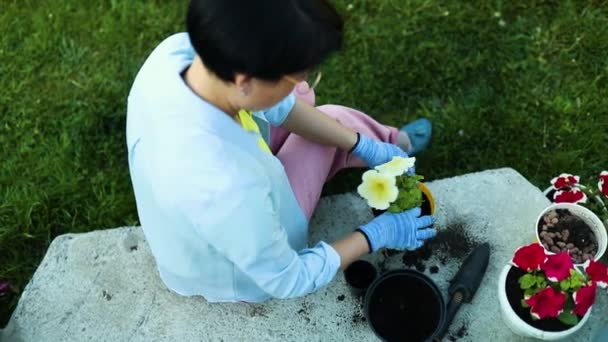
234, 73, 253, 96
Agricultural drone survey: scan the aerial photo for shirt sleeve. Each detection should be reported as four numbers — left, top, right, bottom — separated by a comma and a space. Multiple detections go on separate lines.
254, 93, 296, 127
184, 176, 341, 299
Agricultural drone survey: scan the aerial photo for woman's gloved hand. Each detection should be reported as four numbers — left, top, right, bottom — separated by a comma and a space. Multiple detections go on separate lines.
357, 207, 436, 253
351, 133, 410, 170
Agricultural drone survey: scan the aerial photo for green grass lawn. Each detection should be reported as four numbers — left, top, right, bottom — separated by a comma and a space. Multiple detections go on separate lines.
1, 0, 607, 326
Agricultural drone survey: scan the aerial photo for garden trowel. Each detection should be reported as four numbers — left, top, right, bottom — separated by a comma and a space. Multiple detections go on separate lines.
433, 242, 490, 341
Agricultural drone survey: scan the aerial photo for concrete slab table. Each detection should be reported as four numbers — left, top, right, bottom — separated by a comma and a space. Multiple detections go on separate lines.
2, 168, 607, 341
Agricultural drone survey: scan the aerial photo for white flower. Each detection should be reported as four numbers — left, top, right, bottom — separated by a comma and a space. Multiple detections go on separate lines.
374, 156, 416, 176
357, 170, 399, 210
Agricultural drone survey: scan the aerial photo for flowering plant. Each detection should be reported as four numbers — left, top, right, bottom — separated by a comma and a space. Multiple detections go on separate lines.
356, 156, 422, 212
548, 172, 608, 222
511, 243, 608, 325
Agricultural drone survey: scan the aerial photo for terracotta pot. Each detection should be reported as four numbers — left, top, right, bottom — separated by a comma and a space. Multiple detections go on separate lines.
418, 182, 435, 216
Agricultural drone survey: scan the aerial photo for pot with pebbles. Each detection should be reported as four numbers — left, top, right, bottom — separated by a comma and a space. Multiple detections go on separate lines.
542, 172, 608, 231
535, 203, 607, 265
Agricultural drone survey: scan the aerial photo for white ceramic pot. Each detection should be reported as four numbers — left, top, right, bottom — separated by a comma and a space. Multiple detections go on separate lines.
543, 185, 608, 225
535, 203, 607, 264
498, 265, 592, 340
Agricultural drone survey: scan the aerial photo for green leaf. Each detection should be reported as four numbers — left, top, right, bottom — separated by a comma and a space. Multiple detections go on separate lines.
524, 288, 537, 298
392, 175, 424, 211
560, 279, 571, 291
534, 275, 547, 289
521, 299, 530, 308
568, 270, 585, 290
387, 204, 400, 213
563, 295, 575, 311
535, 275, 546, 285
519, 274, 536, 289
558, 311, 579, 326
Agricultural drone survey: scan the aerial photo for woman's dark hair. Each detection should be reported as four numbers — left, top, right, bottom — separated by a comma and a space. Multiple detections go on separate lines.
186, 0, 343, 82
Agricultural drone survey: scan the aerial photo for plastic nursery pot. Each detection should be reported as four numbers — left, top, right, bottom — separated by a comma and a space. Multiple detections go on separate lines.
497, 265, 592, 340
371, 182, 436, 217
418, 182, 436, 216
344, 260, 378, 297
364, 269, 445, 342
535, 203, 607, 265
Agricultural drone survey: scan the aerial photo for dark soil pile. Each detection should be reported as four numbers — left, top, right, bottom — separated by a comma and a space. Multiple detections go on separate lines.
402, 223, 481, 270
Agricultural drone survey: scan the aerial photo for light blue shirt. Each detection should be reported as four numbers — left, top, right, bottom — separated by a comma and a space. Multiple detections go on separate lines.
126, 33, 340, 302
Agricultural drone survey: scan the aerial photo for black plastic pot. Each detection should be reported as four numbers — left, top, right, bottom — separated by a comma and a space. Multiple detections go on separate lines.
344, 260, 378, 297
364, 269, 445, 342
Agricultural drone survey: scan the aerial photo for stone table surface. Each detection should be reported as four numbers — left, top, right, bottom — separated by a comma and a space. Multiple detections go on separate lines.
2, 168, 607, 342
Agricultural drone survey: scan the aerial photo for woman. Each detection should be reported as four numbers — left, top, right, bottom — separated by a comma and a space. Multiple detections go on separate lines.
126, 0, 435, 302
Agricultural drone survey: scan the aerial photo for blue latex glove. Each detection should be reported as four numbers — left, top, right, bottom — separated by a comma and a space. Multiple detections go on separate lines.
351, 133, 414, 173
357, 208, 436, 253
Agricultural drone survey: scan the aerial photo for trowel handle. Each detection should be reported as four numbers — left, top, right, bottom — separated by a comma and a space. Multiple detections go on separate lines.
432, 294, 463, 342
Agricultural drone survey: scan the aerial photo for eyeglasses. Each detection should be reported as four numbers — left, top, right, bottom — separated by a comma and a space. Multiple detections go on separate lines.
285, 72, 323, 93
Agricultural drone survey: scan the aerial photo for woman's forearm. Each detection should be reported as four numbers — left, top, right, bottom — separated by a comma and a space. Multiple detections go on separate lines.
330, 231, 371, 270
281, 98, 358, 151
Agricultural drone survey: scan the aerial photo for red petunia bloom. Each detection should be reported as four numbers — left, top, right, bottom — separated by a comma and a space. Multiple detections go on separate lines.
599, 171, 608, 197
573, 282, 597, 316
525, 287, 566, 319
553, 188, 587, 204
584, 259, 608, 288
512, 243, 547, 271
551, 173, 580, 190
541, 252, 574, 282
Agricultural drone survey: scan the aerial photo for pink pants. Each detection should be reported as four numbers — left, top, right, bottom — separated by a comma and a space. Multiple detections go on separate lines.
270, 85, 400, 221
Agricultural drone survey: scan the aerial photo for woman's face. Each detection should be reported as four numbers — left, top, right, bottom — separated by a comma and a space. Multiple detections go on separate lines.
238, 72, 306, 111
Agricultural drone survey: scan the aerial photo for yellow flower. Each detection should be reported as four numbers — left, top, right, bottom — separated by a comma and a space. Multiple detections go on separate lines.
375, 156, 416, 176
357, 170, 399, 210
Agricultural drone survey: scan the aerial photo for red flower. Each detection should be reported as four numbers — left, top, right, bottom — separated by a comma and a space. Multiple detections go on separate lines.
541, 252, 574, 282
584, 259, 608, 288
512, 243, 547, 271
573, 282, 597, 316
599, 171, 608, 197
553, 188, 587, 204
525, 287, 566, 319
551, 173, 580, 190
